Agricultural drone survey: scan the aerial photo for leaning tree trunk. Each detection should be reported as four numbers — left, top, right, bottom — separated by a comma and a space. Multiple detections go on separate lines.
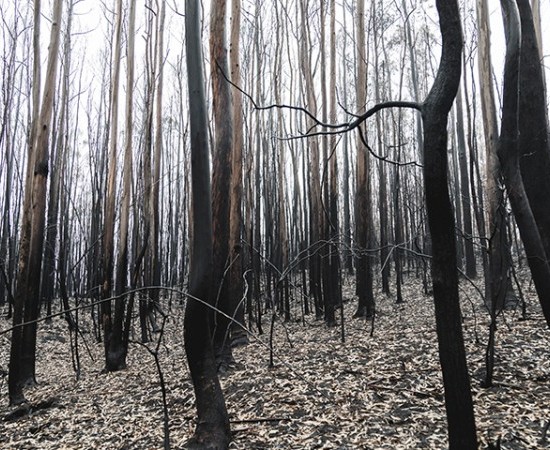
184, 0, 230, 447
498, 0, 550, 327
9, 0, 63, 405
421, 1, 477, 447
516, 0, 550, 261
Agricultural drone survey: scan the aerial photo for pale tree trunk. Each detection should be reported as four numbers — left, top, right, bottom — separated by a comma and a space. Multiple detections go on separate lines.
101, 0, 123, 367
11, 0, 42, 316
251, 0, 264, 332
184, 0, 230, 447
530, 0, 546, 93
476, 0, 515, 313
299, 0, 323, 319
319, 0, 334, 326
210, 0, 235, 372
340, 0, 353, 276
354, 0, 375, 319
108, 0, 137, 372
272, 1, 289, 322
373, 0, 391, 296
149, 0, 166, 331
41, 0, 76, 328
0, 32, 17, 305
326, 0, 342, 326
229, 0, 247, 344
401, 0, 429, 291
9, 0, 63, 405
140, 9, 155, 342
40, 3, 73, 318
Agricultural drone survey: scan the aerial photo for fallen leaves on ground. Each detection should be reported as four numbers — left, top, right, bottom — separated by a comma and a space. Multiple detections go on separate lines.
1, 274, 549, 449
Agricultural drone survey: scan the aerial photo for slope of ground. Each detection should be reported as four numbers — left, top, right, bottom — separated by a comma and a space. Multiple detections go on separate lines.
1, 275, 549, 449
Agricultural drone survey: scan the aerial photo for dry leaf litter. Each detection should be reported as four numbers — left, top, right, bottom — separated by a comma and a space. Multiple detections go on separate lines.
0, 274, 549, 449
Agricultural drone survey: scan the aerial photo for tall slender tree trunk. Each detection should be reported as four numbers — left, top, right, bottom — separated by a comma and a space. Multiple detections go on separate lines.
149, 0, 166, 331
40, 2, 74, 318
109, 0, 137, 372
516, 0, 550, 261
210, 0, 235, 372
422, 1, 477, 447
184, 0, 230, 447
229, 0, 247, 345
299, 0, 323, 320
498, 0, 550, 328
101, 0, 123, 367
252, 0, 263, 333
327, 0, 342, 321
476, 0, 514, 312
9, 0, 63, 405
354, 0, 375, 319
373, 0, 391, 296
455, 84, 477, 279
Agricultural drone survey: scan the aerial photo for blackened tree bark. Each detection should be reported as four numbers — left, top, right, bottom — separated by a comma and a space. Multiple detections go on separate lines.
421, 1, 477, 447
516, 0, 550, 261
184, 0, 230, 447
455, 84, 477, 279
498, 0, 550, 328
9, 0, 63, 405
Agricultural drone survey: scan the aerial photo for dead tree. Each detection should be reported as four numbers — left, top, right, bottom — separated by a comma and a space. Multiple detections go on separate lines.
183, 0, 231, 447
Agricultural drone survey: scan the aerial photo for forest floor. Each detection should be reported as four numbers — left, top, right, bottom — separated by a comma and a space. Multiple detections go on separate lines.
1, 273, 549, 449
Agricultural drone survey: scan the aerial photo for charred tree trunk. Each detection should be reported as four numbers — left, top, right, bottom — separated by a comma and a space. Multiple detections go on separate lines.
516, 0, 550, 261
498, 0, 550, 327
455, 84, 477, 279
421, 1, 477, 447
184, 0, 231, 447
9, 0, 63, 405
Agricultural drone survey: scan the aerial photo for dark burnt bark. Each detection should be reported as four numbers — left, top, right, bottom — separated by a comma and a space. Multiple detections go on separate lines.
516, 0, 550, 261
184, 1, 230, 447
421, 1, 477, 447
498, 0, 550, 328
9, 0, 63, 405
